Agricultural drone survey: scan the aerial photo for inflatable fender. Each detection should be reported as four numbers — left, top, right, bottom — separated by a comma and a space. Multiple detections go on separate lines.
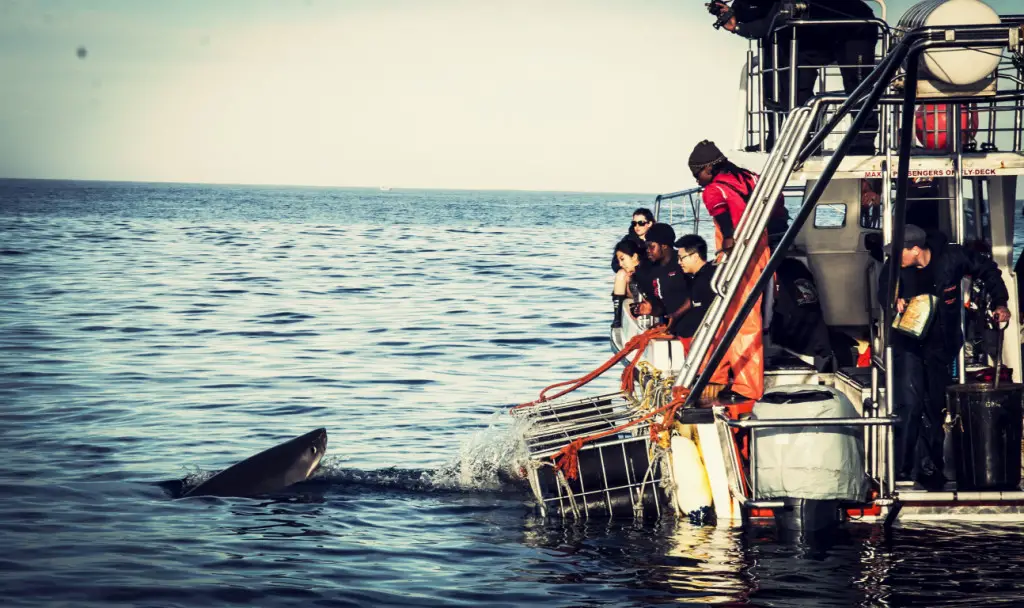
670, 433, 715, 525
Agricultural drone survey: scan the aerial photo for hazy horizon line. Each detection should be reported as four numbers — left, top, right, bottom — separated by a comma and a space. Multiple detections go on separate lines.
0, 175, 664, 197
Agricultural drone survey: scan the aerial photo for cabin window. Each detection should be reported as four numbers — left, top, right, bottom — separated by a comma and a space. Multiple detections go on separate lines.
814, 203, 847, 229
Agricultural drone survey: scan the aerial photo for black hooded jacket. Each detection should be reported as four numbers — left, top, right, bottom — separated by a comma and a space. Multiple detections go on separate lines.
878, 231, 1008, 361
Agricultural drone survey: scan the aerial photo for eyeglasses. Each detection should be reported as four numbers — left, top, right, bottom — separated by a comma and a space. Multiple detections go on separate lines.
632, 220, 650, 227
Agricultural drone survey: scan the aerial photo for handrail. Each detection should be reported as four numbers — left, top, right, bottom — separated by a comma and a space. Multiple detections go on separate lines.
722, 416, 897, 429
653, 187, 703, 233
870, 0, 886, 23
764, 17, 891, 127
748, 19, 1021, 154
771, 17, 890, 36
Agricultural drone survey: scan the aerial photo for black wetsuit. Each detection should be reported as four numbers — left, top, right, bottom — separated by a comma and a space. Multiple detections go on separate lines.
770, 258, 832, 366
644, 259, 690, 332
675, 263, 715, 339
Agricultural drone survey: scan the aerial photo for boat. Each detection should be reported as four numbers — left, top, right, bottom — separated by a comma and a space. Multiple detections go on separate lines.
379, 186, 392, 192
513, 0, 1024, 531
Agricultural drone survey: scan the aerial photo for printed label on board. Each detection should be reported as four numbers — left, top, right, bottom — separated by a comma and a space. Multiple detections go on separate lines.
861, 167, 1000, 178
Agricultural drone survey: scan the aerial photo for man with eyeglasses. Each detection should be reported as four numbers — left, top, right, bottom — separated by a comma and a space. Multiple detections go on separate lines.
674, 234, 715, 342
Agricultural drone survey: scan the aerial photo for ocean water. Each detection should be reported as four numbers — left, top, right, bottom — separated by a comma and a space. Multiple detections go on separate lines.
3, 178, 1024, 607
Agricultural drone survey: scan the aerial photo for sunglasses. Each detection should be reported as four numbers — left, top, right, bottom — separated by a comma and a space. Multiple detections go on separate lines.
632, 220, 650, 227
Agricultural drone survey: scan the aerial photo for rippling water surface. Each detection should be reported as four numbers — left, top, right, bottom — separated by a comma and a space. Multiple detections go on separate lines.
3, 178, 1024, 607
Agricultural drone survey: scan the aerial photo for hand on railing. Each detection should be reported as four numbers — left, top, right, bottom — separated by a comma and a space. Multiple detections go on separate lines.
714, 237, 735, 264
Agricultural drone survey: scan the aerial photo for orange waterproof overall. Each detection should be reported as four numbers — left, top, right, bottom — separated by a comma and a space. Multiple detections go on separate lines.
701, 174, 768, 400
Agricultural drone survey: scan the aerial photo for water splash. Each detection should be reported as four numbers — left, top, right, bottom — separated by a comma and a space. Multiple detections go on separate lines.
312, 411, 534, 494
427, 410, 532, 491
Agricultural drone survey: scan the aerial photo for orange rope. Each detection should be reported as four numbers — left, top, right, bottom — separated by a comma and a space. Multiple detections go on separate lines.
511, 325, 671, 410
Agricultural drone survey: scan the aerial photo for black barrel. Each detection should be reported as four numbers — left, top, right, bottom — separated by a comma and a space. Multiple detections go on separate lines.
946, 383, 1024, 491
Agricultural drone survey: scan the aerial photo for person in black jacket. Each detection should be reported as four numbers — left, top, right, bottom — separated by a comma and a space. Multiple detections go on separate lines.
878, 225, 1011, 489
632, 223, 691, 331
610, 238, 650, 328
674, 234, 715, 341
610, 208, 654, 273
770, 257, 833, 370
712, 0, 879, 154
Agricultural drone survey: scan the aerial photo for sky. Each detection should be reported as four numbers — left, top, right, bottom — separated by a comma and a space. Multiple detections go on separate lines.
0, 0, 1016, 192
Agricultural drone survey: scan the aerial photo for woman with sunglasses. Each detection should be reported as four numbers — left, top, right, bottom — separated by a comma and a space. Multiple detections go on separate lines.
610, 209, 655, 329
611, 208, 654, 273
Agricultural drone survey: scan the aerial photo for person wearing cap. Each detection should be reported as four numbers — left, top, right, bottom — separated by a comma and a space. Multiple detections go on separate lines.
878, 224, 1011, 489
688, 140, 769, 402
631, 223, 691, 334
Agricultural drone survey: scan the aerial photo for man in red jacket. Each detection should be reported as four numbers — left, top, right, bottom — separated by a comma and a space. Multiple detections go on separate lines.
689, 140, 767, 402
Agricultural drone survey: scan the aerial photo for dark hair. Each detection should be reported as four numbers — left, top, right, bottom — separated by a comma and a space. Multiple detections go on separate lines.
614, 238, 645, 260
631, 208, 654, 223
674, 234, 707, 260
710, 160, 755, 183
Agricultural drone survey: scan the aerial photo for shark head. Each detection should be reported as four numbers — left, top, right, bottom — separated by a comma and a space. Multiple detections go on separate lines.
183, 427, 329, 498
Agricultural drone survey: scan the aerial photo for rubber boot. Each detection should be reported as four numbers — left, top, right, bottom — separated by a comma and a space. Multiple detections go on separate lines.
611, 294, 627, 328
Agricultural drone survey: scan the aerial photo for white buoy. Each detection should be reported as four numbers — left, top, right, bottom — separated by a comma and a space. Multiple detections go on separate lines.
670, 433, 715, 524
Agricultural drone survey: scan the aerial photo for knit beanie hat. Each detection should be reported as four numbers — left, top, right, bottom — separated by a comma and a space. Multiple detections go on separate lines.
688, 139, 726, 172
645, 222, 677, 246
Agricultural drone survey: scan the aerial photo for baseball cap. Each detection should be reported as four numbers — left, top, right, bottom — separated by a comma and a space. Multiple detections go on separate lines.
882, 224, 927, 256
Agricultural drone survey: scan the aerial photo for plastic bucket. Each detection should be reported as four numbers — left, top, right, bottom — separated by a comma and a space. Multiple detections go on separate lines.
946, 383, 1024, 491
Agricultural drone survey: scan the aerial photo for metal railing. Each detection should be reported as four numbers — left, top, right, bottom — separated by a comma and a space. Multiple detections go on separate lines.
653, 187, 704, 235
512, 393, 668, 519
744, 17, 1024, 156
745, 18, 891, 153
